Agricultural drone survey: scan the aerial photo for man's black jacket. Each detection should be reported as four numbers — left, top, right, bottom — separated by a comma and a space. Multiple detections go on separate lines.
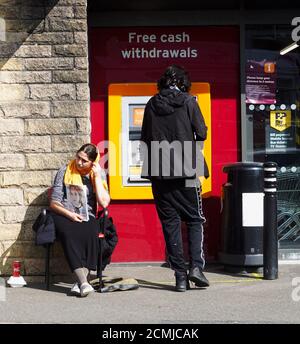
140, 88, 208, 180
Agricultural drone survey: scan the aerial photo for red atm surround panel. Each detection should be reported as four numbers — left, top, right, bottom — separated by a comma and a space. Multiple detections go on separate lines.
89, 26, 240, 262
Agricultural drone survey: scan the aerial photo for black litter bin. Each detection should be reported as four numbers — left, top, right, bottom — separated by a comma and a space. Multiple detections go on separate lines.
219, 162, 264, 268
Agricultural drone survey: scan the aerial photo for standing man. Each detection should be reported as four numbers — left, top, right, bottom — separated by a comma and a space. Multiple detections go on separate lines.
141, 65, 209, 292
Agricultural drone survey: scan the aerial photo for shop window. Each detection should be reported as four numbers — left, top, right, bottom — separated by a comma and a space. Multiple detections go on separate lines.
244, 24, 300, 249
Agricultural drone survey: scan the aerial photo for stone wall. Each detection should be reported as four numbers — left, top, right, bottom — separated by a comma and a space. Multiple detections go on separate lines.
0, 0, 90, 279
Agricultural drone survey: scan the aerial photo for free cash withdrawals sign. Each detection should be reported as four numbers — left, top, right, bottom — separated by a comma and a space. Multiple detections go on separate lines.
121, 31, 198, 59
91, 27, 240, 99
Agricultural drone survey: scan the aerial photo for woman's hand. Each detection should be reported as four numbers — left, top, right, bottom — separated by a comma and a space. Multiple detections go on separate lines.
92, 162, 102, 178
68, 212, 84, 222
50, 201, 84, 222
93, 166, 110, 208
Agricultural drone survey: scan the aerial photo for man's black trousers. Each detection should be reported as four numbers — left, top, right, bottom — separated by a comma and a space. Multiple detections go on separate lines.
151, 178, 206, 274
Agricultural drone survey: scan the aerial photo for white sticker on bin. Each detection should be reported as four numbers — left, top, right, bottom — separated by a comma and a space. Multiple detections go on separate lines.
242, 193, 264, 227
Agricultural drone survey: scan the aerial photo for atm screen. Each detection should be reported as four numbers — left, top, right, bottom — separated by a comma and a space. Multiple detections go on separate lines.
122, 97, 151, 186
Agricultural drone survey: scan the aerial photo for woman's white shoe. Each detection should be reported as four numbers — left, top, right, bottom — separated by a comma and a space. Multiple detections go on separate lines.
80, 282, 94, 297
70, 282, 80, 295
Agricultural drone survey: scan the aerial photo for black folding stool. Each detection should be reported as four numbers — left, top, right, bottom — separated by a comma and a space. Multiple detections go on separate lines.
95, 208, 108, 292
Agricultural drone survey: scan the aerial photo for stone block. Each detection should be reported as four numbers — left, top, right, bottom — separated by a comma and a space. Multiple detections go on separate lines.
4, 19, 44, 33
75, 117, 91, 134
0, 171, 52, 187
25, 32, 74, 45
0, 224, 22, 241
18, 6, 45, 20
76, 83, 89, 100
46, 18, 87, 32
0, 101, 50, 118
52, 135, 89, 152
23, 187, 49, 206
24, 57, 74, 70
2, 32, 28, 44
0, 207, 23, 223
49, 257, 70, 275
23, 258, 45, 275
0, 6, 18, 19
0, 136, 51, 153
19, 222, 35, 241
0, 188, 23, 205
0, 84, 29, 101
53, 44, 86, 57
75, 57, 87, 70
46, 6, 74, 18
0, 6, 45, 20
0, 42, 19, 58
29, 84, 76, 100
25, 118, 76, 135
0, 205, 42, 223
52, 70, 87, 83
52, 101, 89, 117
26, 153, 73, 170
0, 240, 15, 257
0, 154, 25, 170
23, 257, 70, 276
46, 0, 86, 5
74, 6, 87, 19
74, 31, 87, 44
0, 58, 24, 71
0, 71, 51, 83
14, 45, 52, 58
0, 119, 24, 135
0, 240, 44, 258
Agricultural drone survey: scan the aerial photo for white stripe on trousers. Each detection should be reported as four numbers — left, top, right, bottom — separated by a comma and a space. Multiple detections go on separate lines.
194, 184, 205, 269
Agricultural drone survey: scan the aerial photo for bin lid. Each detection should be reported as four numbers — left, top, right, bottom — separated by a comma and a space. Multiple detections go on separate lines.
223, 162, 264, 173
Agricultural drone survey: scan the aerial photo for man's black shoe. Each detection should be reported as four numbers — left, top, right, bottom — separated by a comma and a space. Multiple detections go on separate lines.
188, 267, 209, 287
175, 273, 189, 292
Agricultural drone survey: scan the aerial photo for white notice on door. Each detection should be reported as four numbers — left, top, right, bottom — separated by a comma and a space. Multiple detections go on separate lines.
242, 193, 264, 227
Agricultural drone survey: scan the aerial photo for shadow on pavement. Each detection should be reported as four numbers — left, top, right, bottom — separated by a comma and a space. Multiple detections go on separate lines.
205, 263, 263, 280
24, 282, 76, 296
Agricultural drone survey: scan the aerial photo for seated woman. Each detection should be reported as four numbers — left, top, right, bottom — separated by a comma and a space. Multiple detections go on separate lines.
49, 143, 110, 297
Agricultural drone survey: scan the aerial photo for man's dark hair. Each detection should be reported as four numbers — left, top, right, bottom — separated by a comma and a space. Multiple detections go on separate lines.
157, 65, 191, 92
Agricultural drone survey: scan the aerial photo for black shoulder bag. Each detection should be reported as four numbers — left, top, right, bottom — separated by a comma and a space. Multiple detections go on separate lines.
32, 209, 56, 246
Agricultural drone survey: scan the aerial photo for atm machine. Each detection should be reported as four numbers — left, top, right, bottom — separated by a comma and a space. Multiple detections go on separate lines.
108, 83, 212, 200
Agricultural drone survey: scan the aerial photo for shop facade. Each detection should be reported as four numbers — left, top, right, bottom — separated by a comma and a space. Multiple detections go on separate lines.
0, 0, 299, 277
88, 1, 300, 262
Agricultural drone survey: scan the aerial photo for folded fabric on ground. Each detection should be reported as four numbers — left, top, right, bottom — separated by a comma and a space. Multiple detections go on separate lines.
89, 276, 139, 293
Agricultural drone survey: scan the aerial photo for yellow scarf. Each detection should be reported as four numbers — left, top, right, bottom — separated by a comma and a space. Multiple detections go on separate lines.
64, 153, 108, 191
